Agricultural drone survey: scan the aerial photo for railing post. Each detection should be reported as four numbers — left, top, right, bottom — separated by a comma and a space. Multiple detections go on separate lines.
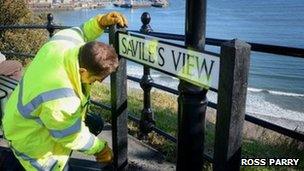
213, 39, 251, 171
109, 25, 128, 170
0, 90, 7, 126
139, 12, 155, 137
177, 0, 207, 170
140, 12, 153, 34
47, 13, 55, 38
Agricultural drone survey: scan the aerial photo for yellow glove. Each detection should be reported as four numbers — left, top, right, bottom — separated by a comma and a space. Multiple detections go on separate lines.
95, 143, 113, 165
98, 12, 128, 29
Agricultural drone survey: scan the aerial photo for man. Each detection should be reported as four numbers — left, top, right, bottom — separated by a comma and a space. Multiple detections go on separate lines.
2, 11, 127, 170
0, 52, 22, 80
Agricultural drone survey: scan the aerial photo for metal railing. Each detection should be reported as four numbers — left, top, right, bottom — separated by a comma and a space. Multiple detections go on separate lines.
129, 31, 304, 58
1, 12, 303, 166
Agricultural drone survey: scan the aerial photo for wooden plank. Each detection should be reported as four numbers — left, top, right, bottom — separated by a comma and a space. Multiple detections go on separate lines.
109, 26, 128, 170
213, 39, 251, 171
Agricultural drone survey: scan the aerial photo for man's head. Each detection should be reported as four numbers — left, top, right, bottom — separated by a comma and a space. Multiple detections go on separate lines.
78, 41, 118, 84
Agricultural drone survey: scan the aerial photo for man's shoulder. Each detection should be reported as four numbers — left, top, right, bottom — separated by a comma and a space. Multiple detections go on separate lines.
48, 27, 85, 46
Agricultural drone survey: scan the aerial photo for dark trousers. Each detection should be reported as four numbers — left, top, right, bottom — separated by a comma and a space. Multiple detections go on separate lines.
0, 148, 25, 171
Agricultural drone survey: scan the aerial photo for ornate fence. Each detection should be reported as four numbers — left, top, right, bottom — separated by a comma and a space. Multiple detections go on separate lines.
1, 3, 304, 170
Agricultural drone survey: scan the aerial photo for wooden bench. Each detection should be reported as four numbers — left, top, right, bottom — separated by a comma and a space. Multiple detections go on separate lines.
0, 90, 6, 122
0, 75, 18, 124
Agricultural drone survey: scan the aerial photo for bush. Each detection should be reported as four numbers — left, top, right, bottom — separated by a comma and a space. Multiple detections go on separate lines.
0, 0, 48, 61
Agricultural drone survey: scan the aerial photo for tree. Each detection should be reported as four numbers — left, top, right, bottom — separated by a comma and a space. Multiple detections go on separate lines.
0, 0, 48, 61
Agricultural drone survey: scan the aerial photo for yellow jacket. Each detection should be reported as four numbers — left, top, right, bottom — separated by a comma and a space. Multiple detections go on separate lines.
3, 15, 105, 171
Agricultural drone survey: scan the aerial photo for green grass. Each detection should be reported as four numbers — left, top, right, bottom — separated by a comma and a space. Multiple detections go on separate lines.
90, 82, 304, 171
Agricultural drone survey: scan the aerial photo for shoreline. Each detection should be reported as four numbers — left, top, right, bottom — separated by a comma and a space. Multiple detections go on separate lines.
28, 2, 111, 12
100, 80, 304, 134
248, 112, 304, 134
28, 0, 169, 12
124, 78, 304, 128
91, 82, 304, 168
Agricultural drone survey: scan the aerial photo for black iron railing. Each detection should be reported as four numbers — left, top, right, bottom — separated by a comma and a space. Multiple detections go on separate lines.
1, 13, 304, 166
130, 31, 304, 58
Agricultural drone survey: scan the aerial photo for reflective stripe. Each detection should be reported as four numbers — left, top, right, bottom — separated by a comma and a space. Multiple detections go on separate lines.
50, 118, 82, 138
12, 147, 43, 170
35, 118, 44, 125
78, 134, 95, 152
70, 27, 84, 37
80, 24, 88, 41
18, 78, 76, 120
13, 147, 58, 171
49, 27, 84, 44
43, 157, 58, 171
49, 35, 83, 44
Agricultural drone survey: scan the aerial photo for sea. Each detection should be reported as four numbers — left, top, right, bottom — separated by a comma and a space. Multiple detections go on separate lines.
52, 0, 304, 130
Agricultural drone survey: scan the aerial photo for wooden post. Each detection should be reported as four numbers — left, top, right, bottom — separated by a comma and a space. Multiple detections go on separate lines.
213, 39, 251, 171
46, 13, 55, 38
109, 25, 128, 170
0, 90, 6, 125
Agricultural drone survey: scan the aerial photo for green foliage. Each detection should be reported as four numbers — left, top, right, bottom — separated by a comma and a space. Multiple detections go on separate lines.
161, 141, 176, 161
0, 0, 48, 61
0, 0, 30, 25
90, 83, 304, 170
242, 138, 304, 170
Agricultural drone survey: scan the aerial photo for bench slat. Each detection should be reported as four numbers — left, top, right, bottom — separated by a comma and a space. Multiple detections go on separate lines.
0, 76, 19, 126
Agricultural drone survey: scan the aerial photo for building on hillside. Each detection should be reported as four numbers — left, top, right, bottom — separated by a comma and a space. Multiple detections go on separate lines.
52, 0, 61, 4
26, 0, 107, 10
26, 0, 52, 9
61, 0, 73, 4
52, 0, 74, 4
27, 0, 53, 3
26, 0, 74, 4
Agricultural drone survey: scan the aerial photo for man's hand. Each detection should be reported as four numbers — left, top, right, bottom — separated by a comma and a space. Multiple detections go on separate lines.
98, 12, 128, 29
95, 143, 113, 165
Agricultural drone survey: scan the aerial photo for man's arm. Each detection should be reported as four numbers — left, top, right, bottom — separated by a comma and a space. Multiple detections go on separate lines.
39, 97, 105, 155
80, 15, 104, 42
82, 12, 127, 41
50, 12, 128, 44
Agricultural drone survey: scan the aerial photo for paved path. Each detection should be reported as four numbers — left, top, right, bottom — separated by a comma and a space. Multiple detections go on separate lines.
71, 123, 175, 170
0, 124, 175, 171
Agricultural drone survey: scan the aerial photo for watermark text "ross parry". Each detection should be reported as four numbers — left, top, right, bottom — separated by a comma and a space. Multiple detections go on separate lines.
241, 158, 299, 166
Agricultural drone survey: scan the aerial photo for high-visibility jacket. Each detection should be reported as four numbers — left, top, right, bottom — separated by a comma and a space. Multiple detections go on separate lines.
2, 15, 106, 171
